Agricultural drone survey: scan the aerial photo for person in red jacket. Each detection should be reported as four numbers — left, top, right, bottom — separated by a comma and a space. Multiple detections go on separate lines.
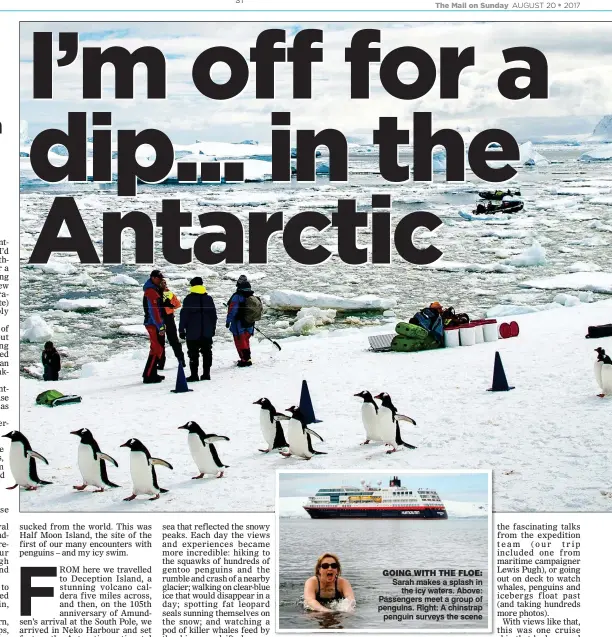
142, 269, 166, 384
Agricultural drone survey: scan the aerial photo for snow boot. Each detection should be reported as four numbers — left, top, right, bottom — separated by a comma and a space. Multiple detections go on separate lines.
201, 368, 211, 381
186, 360, 200, 382
143, 375, 164, 384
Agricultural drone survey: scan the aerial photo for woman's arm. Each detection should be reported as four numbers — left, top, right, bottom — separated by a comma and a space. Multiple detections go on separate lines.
303, 577, 332, 613
338, 577, 355, 601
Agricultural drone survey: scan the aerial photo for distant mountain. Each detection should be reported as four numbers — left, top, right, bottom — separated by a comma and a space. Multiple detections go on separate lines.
591, 115, 612, 140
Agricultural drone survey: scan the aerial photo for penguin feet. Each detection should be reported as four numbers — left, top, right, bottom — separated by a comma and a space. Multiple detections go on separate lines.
598, 393, 606, 398
149, 494, 160, 501
279, 451, 292, 457
259, 448, 271, 453
192, 473, 205, 480
93, 489, 105, 493
124, 494, 137, 501
73, 484, 88, 491
360, 440, 370, 445
385, 448, 398, 454
25, 486, 38, 490
6, 484, 18, 490
216, 471, 224, 479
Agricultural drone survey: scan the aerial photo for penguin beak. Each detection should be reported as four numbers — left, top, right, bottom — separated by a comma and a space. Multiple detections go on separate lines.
119, 441, 130, 448
178, 424, 188, 430
374, 393, 383, 400
70, 430, 80, 436
253, 399, 262, 405
353, 393, 362, 397
1, 433, 10, 438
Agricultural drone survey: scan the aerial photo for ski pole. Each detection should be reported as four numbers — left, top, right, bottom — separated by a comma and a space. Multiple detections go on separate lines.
223, 303, 281, 351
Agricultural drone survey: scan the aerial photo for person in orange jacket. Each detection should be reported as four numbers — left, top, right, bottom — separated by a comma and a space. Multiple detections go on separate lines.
160, 279, 186, 368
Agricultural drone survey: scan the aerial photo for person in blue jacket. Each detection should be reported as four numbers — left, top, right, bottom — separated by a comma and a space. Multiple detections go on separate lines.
179, 277, 217, 381
226, 275, 255, 367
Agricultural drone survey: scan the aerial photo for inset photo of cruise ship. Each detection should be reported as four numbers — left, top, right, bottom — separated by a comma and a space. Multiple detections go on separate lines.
277, 470, 491, 632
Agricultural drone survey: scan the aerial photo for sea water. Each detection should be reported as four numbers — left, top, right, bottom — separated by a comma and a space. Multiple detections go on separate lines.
278, 517, 489, 630
20, 146, 612, 374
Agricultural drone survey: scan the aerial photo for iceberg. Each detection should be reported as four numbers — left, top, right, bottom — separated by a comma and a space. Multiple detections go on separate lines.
21, 315, 53, 343
502, 240, 546, 267
520, 272, 612, 294
579, 146, 612, 162
54, 298, 110, 311
518, 141, 549, 166
591, 115, 612, 141
432, 149, 446, 172
109, 274, 140, 286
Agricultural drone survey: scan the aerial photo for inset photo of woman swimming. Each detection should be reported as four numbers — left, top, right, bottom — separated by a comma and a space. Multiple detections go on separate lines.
276, 470, 491, 632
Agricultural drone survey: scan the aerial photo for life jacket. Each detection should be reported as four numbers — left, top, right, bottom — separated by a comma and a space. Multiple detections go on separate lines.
163, 290, 181, 315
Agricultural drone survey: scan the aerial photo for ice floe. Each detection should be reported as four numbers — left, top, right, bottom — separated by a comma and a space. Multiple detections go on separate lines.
579, 147, 612, 162
268, 290, 396, 311
519, 141, 549, 166
520, 272, 612, 294
54, 298, 110, 311
109, 274, 140, 286
502, 240, 546, 267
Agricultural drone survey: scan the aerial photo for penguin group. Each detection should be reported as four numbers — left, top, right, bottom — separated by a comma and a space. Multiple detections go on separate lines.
253, 398, 325, 460
3, 423, 229, 502
354, 391, 417, 453
594, 348, 612, 398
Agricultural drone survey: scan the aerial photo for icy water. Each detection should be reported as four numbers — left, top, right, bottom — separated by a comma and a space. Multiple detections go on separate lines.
20, 146, 612, 375
278, 517, 489, 630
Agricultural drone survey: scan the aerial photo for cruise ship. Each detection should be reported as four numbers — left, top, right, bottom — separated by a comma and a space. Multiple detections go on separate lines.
303, 476, 448, 519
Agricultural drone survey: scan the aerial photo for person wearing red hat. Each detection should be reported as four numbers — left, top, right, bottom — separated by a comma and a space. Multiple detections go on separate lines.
142, 269, 166, 384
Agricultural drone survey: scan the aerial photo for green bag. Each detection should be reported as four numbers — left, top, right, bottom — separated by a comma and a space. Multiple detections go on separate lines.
36, 389, 82, 407
390, 323, 441, 353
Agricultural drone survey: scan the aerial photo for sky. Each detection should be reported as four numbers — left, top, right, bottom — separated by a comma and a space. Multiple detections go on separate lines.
278, 471, 489, 503
19, 22, 612, 144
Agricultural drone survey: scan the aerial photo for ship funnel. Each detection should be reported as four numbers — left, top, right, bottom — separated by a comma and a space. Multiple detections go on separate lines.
389, 476, 402, 487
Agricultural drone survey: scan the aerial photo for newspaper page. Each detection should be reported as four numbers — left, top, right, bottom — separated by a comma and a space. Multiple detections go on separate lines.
1, 1, 611, 635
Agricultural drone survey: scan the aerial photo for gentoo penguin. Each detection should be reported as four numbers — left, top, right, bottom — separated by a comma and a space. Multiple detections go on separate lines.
594, 348, 607, 397
373, 393, 418, 454
120, 439, 173, 501
354, 390, 382, 445
600, 351, 612, 398
2, 431, 52, 490
281, 406, 326, 460
178, 421, 230, 479
70, 428, 120, 492
253, 397, 289, 452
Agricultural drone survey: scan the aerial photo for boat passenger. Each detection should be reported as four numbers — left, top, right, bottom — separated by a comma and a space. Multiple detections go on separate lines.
304, 553, 355, 613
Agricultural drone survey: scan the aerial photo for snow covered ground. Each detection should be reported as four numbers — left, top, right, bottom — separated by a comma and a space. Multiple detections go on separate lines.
19, 298, 612, 514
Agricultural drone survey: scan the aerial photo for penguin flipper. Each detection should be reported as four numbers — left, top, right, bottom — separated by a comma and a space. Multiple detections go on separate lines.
272, 424, 288, 449
159, 488, 169, 494
151, 458, 173, 470
312, 450, 327, 455
37, 479, 53, 485
401, 441, 417, 450
97, 452, 119, 468
28, 450, 49, 465
100, 461, 120, 488
274, 413, 291, 421
209, 444, 227, 469
204, 435, 230, 443
396, 414, 417, 427
305, 427, 324, 442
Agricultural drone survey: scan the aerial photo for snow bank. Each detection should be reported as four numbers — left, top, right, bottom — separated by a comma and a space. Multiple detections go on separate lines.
520, 272, 612, 294
21, 315, 53, 343
268, 290, 396, 312
519, 141, 549, 166
502, 240, 546, 267
109, 274, 139, 286
553, 293, 581, 307
291, 307, 337, 334
54, 298, 110, 311
579, 147, 612, 162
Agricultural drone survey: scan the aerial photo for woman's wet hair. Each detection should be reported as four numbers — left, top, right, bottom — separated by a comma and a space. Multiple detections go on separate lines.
314, 552, 342, 576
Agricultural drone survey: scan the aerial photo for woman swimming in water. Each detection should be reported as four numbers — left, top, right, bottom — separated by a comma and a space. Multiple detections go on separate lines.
303, 553, 355, 613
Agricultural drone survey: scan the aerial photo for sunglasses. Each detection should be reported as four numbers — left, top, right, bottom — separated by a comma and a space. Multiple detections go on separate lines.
320, 562, 338, 570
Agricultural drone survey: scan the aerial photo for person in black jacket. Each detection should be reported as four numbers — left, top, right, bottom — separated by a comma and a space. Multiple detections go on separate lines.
178, 277, 217, 382
42, 341, 61, 381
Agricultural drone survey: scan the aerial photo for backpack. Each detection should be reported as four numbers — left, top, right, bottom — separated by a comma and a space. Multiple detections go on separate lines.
242, 295, 263, 326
